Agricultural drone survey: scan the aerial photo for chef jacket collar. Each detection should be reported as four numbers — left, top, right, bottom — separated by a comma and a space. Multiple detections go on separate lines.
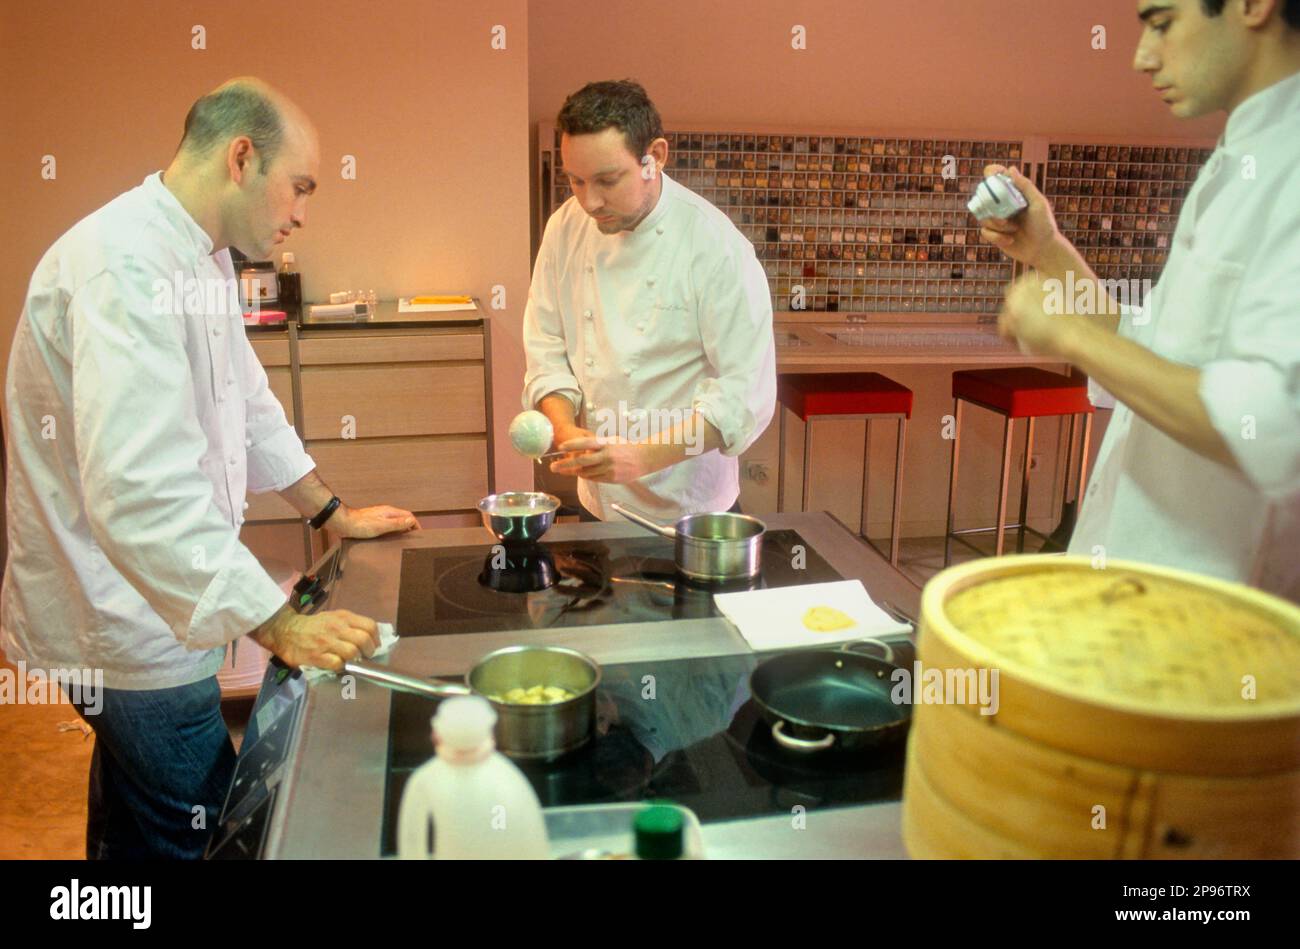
1221, 68, 1300, 150
624, 169, 675, 236
144, 170, 216, 259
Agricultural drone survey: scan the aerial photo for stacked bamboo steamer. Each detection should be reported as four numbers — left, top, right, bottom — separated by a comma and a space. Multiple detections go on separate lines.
902, 555, 1300, 859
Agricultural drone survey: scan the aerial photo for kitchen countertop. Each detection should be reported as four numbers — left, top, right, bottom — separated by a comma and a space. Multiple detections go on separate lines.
775, 319, 1067, 369
259, 512, 919, 860
243, 299, 484, 333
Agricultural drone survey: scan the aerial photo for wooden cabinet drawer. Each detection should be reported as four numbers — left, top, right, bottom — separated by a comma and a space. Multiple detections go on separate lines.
265, 367, 295, 424
245, 490, 301, 521
306, 437, 488, 512
298, 365, 484, 439
298, 332, 483, 365
249, 336, 291, 367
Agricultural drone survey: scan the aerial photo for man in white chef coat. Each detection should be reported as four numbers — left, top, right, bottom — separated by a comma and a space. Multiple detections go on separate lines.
988, 0, 1300, 601
2, 78, 417, 858
523, 80, 777, 521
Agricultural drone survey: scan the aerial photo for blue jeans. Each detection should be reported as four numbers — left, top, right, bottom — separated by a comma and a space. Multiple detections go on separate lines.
66, 676, 236, 860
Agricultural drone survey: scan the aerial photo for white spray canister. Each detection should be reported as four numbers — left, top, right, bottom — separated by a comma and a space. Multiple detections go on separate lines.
397, 696, 550, 860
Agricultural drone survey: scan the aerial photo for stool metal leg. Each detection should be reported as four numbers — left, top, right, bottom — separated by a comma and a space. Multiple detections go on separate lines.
801, 416, 813, 513
1016, 416, 1035, 554
859, 418, 872, 537
944, 399, 963, 567
1077, 412, 1094, 502
890, 417, 906, 566
994, 416, 1015, 557
777, 405, 787, 513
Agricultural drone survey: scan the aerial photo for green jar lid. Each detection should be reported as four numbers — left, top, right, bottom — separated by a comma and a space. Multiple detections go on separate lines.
634, 804, 685, 860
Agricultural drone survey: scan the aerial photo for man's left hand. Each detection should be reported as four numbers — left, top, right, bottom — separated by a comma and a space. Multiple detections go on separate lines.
549, 437, 677, 484
331, 504, 418, 538
998, 271, 1081, 359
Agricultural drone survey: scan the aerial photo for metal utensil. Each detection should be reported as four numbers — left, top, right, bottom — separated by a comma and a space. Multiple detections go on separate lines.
610, 502, 765, 583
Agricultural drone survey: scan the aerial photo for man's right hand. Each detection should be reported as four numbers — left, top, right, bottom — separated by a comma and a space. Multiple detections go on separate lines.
251, 603, 380, 672
978, 164, 1064, 270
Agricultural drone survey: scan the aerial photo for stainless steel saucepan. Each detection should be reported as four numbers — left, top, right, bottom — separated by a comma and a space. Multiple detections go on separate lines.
609, 502, 765, 583
344, 644, 600, 761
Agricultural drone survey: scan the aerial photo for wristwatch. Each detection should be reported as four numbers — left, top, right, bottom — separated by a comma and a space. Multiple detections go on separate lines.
309, 495, 342, 530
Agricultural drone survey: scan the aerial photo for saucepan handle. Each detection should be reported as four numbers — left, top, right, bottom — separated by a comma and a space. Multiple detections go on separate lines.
609, 502, 677, 539
839, 637, 896, 665
771, 719, 835, 752
343, 659, 472, 700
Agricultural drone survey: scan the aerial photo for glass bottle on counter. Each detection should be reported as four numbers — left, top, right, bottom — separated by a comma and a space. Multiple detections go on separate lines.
276, 252, 302, 319
397, 696, 549, 860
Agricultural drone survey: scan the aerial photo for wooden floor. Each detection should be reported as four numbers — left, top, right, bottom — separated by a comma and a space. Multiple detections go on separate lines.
0, 657, 251, 859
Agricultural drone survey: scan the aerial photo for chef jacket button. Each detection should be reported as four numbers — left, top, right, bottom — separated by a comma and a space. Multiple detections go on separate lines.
212, 326, 222, 336
236, 516, 245, 526
623, 368, 632, 376
228, 456, 237, 467
217, 394, 224, 403
583, 309, 592, 319
244, 437, 253, 448
585, 264, 594, 273
585, 402, 593, 411
585, 357, 594, 367
1088, 483, 1098, 497
242, 501, 250, 511
655, 227, 664, 235
636, 323, 645, 332
646, 277, 656, 287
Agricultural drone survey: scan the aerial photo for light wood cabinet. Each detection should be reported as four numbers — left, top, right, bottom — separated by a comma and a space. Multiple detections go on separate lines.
242, 316, 493, 570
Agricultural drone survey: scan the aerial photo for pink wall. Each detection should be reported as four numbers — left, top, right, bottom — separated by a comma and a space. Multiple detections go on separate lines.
529, 0, 1225, 140
0, 0, 534, 493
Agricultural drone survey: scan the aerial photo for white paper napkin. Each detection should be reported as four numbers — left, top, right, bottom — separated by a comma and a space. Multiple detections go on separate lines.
301, 621, 398, 681
713, 580, 911, 651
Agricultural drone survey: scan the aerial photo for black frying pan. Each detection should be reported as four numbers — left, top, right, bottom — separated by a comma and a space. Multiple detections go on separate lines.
749, 641, 911, 754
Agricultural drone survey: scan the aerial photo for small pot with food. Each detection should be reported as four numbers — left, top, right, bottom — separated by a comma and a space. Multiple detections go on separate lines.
345, 644, 600, 762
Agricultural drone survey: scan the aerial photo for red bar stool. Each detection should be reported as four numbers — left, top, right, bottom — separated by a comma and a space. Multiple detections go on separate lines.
944, 367, 1094, 566
777, 372, 913, 565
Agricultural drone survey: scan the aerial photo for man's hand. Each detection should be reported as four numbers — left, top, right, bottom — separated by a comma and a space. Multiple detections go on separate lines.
548, 436, 677, 483
251, 603, 381, 671
978, 164, 1064, 270
998, 271, 1087, 359
330, 504, 418, 538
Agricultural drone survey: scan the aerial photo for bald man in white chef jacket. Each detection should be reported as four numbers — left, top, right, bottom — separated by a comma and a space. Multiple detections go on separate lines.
2, 78, 416, 858
523, 80, 776, 522
988, 0, 1300, 602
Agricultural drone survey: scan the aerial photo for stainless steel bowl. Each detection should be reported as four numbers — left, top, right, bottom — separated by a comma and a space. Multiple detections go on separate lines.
468, 645, 601, 761
477, 491, 561, 545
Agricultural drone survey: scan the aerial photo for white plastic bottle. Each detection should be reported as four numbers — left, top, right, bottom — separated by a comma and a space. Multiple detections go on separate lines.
397, 696, 550, 860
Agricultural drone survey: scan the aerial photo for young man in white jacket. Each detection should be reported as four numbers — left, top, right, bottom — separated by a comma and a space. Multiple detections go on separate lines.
2, 78, 416, 858
988, 0, 1300, 601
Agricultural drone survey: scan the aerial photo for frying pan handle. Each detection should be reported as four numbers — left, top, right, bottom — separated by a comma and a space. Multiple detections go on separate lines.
771, 719, 835, 753
840, 638, 896, 665
343, 659, 472, 700
609, 502, 677, 539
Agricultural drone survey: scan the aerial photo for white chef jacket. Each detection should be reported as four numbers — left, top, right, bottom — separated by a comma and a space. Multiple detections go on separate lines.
523, 171, 777, 521
1, 172, 315, 689
1070, 71, 1300, 602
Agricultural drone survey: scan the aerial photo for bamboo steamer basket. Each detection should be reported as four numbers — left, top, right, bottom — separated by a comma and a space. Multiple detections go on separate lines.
901, 555, 1300, 859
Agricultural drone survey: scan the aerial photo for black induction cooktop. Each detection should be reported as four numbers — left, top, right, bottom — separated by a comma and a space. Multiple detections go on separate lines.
379, 644, 914, 857
394, 529, 842, 636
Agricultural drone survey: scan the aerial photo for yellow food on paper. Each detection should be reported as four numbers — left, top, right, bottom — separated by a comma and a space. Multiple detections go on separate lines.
486, 685, 577, 705
802, 606, 857, 633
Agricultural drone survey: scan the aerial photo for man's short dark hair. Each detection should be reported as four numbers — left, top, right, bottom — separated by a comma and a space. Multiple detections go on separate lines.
177, 83, 285, 173
556, 80, 664, 158
1200, 0, 1300, 29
